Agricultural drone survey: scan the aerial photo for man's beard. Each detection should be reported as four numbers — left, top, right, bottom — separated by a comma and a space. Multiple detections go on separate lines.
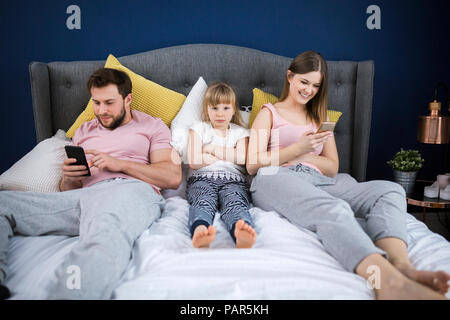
96, 102, 127, 130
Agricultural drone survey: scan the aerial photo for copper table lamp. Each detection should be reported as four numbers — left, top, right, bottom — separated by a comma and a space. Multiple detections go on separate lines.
417, 82, 449, 144
417, 82, 449, 175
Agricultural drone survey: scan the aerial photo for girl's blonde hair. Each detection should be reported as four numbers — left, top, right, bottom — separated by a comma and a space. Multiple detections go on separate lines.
279, 51, 328, 126
201, 82, 244, 127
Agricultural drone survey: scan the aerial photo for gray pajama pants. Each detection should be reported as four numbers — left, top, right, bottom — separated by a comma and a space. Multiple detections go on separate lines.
0, 178, 165, 299
250, 164, 408, 272
186, 175, 253, 241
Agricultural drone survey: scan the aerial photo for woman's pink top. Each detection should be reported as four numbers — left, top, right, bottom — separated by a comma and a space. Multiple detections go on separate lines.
262, 103, 323, 174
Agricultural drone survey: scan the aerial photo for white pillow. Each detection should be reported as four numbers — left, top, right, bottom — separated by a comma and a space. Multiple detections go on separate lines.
170, 76, 207, 163
239, 108, 251, 128
0, 130, 72, 192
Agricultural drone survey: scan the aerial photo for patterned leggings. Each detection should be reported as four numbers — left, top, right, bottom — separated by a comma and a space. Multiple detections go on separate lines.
186, 175, 253, 241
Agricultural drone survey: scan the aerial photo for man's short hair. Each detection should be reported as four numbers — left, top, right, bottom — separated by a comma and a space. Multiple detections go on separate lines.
87, 68, 132, 99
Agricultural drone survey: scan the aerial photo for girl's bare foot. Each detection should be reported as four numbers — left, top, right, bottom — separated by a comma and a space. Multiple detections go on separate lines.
234, 219, 257, 248
393, 262, 450, 295
192, 225, 216, 248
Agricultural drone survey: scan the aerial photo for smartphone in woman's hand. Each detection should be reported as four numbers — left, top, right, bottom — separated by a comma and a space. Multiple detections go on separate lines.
318, 121, 336, 133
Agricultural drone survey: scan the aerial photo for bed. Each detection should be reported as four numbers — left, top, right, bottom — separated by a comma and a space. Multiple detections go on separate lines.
3, 44, 450, 299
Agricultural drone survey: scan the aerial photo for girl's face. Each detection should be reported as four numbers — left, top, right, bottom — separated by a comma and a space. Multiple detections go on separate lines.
287, 71, 322, 105
207, 103, 235, 130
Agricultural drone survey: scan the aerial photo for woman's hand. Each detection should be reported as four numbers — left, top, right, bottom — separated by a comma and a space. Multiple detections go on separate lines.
295, 130, 332, 155
84, 149, 124, 172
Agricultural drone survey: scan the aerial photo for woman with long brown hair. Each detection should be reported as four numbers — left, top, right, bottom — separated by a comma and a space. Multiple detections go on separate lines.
247, 51, 449, 299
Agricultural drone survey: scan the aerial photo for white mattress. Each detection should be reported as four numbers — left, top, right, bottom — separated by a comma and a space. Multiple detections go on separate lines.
5, 196, 450, 299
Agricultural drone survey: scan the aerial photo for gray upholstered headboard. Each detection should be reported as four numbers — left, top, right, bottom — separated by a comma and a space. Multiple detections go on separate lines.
29, 44, 374, 181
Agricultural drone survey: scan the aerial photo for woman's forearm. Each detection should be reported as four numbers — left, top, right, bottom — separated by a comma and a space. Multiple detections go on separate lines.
294, 153, 338, 177
246, 142, 306, 175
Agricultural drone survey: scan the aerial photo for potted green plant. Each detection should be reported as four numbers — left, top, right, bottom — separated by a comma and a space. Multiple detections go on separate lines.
387, 149, 425, 194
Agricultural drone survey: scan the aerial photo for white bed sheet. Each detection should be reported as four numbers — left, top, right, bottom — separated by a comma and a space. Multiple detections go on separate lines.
5, 196, 450, 300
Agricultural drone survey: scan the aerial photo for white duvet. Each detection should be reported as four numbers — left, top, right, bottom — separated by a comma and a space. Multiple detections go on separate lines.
5, 196, 450, 299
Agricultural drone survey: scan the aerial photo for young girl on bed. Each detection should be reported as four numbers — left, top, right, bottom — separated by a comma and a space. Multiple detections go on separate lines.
186, 82, 257, 249
247, 51, 450, 299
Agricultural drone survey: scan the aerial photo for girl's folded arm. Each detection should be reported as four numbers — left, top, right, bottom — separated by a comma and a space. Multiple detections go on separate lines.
187, 129, 220, 170
210, 137, 248, 165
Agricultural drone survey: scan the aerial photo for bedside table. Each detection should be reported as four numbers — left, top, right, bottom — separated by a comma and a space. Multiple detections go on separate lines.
406, 180, 450, 222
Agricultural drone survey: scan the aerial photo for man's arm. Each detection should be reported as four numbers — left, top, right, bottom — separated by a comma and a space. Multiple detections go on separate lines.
85, 148, 182, 190
121, 148, 182, 190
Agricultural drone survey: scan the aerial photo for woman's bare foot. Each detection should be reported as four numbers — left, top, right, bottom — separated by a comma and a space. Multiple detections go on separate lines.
357, 254, 448, 300
393, 262, 450, 295
234, 219, 257, 248
192, 225, 216, 248
376, 270, 448, 300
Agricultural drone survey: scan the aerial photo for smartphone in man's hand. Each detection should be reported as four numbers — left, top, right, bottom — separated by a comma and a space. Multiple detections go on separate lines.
317, 121, 336, 133
64, 145, 91, 176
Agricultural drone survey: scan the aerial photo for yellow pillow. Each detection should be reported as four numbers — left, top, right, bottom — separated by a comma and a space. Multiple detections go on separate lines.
66, 54, 186, 138
249, 88, 342, 127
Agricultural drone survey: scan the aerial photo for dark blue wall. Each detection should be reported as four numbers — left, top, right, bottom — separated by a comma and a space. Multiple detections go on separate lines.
1, 0, 449, 181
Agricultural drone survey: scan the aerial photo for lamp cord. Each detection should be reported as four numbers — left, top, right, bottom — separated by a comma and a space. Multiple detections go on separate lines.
433, 81, 449, 115
433, 82, 450, 172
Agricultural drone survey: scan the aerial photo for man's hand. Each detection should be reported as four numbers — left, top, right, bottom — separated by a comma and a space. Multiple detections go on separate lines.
60, 158, 90, 191
62, 158, 90, 183
85, 149, 124, 172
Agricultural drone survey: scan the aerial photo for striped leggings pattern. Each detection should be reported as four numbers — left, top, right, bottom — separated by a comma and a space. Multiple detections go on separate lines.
186, 175, 253, 241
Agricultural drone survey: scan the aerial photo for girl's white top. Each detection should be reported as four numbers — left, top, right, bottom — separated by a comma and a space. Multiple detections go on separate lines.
188, 121, 250, 181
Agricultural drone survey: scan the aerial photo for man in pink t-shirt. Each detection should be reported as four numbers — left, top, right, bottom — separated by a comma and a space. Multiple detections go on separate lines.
69, 105, 175, 194
61, 73, 181, 194
0, 68, 182, 300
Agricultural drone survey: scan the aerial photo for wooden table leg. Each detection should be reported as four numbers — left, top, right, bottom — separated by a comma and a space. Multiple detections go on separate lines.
422, 206, 426, 223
